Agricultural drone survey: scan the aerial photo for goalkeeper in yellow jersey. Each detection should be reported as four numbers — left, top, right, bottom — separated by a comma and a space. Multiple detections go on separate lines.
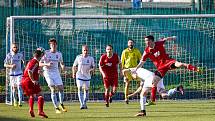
121, 39, 142, 104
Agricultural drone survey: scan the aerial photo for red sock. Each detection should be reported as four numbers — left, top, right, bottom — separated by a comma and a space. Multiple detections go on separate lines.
187, 64, 197, 71
38, 96, 44, 113
151, 87, 157, 102
109, 91, 115, 97
29, 96, 34, 111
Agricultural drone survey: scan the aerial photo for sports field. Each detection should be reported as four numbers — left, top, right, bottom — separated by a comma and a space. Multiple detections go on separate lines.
0, 100, 214, 121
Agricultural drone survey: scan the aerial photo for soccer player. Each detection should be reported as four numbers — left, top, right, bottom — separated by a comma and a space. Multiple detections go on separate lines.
4, 43, 24, 107
72, 45, 95, 109
123, 68, 184, 116
39, 38, 67, 113
121, 39, 142, 104
135, 35, 201, 105
21, 48, 48, 118
99, 45, 122, 107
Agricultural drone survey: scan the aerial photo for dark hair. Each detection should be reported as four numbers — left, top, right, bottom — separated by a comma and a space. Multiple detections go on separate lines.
106, 44, 113, 49
145, 35, 154, 42
48, 38, 57, 44
33, 50, 43, 58
128, 38, 134, 42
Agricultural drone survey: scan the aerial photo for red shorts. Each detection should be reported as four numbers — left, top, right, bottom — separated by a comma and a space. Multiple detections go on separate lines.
21, 77, 41, 96
156, 59, 176, 77
103, 77, 118, 89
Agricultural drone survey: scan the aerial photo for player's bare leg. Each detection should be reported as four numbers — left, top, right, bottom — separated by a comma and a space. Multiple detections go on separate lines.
109, 86, 117, 103
135, 88, 148, 116
124, 78, 130, 104
175, 61, 203, 73
104, 88, 110, 107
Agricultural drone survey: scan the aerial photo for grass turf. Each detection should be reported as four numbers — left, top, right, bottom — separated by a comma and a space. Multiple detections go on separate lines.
0, 100, 215, 121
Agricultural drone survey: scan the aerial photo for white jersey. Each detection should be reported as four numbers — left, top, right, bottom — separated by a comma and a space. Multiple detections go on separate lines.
40, 50, 63, 72
73, 54, 95, 80
4, 52, 23, 76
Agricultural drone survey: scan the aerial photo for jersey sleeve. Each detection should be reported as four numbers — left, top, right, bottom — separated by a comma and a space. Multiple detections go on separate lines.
59, 52, 63, 63
4, 53, 11, 64
72, 56, 79, 67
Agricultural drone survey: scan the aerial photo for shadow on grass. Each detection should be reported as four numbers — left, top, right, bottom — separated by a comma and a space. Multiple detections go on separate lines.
0, 116, 26, 121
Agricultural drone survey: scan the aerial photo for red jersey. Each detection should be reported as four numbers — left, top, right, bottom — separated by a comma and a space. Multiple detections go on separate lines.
141, 40, 171, 68
99, 53, 119, 79
23, 58, 39, 81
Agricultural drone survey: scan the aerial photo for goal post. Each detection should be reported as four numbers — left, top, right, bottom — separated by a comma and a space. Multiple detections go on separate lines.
5, 14, 215, 104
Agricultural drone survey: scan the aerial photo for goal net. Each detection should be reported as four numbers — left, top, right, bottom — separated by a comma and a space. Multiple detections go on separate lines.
5, 15, 215, 104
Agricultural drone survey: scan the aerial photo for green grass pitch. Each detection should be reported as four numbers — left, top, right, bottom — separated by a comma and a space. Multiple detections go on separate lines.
0, 100, 215, 121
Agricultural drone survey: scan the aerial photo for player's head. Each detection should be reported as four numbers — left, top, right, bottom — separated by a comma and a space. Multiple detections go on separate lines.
106, 45, 113, 55
11, 43, 19, 53
48, 38, 57, 51
82, 45, 88, 55
127, 39, 134, 49
144, 35, 155, 48
37, 47, 45, 53
33, 49, 44, 59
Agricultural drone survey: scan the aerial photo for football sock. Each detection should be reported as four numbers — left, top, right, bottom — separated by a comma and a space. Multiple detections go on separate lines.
78, 88, 84, 107
12, 87, 17, 104
83, 90, 89, 106
17, 85, 23, 105
38, 96, 44, 113
51, 92, 58, 108
29, 96, 34, 111
151, 86, 157, 102
140, 96, 146, 110
58, 90, 64, 104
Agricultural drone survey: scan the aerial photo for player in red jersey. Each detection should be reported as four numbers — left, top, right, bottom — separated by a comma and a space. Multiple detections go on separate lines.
136, 35, 202, 105
21, 48, 48, 118
99, 45, 122, 107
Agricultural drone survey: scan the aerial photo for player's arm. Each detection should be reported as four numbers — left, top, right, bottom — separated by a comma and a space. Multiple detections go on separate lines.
135, 51, 148, 70
72, 56, 78, 78
98, 56, 106, 78
127, 85, 143, 98
121, 51, 125, 69
89, 57, 96, 76
60, 61, 65, 72
28, 63, 38, 85
118, 56, 123, 78
4, 55, 15, 69
160, 36, 176, 42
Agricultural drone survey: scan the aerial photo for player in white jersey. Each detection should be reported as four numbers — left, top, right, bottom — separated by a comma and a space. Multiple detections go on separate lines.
72, 45, 95, 109
39, 38, 67, 113
4, 43, 24, 107
123, 68, 184, 117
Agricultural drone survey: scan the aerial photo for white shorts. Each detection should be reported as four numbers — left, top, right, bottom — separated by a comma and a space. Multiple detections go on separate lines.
10, 75, 22, 87
143, 78, 165, 92
43, 71, 63, 86
76, 78, 90, 90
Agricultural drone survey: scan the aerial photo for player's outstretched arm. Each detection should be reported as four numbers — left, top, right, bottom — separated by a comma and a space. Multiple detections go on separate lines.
127, 86, 142, 98
162, 36, 177, 41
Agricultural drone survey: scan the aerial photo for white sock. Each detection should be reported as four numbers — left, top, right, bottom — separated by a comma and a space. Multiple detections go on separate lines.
140, 96, 146, 110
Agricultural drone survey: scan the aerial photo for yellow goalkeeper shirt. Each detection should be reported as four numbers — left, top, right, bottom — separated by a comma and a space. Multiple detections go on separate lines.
121, 48, 142, 69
